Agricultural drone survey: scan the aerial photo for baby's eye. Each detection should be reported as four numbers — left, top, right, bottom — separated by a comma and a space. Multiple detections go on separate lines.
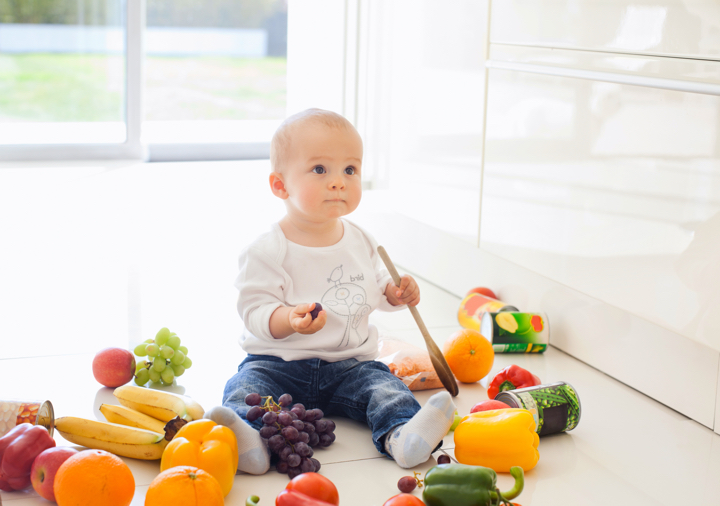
344, 167, 356, 175
312, 166, 326, 174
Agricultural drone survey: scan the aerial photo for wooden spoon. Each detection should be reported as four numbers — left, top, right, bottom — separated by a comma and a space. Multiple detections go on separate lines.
377, 246, 459, 397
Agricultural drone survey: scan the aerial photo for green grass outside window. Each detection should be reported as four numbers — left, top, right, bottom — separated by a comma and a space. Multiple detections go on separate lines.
0, 54, 286, 122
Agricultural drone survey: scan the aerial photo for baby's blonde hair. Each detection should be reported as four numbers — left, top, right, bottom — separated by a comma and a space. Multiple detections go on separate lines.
270, 109, 359, 172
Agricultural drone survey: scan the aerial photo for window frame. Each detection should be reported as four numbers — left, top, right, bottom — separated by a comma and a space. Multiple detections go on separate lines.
0, 0, 275, 162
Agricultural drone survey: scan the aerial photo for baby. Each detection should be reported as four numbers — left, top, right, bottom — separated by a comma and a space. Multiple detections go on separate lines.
206, 108, 456, 474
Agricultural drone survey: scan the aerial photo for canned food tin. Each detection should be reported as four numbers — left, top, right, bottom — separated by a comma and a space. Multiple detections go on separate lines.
480, 311, 549, 353
495, 382, 581, 436
458, 293, 519, 332
0, 400, 55, 438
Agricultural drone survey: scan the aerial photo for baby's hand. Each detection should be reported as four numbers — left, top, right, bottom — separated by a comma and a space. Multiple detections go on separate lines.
385, 275, 420, 307
289, 303, 327, 334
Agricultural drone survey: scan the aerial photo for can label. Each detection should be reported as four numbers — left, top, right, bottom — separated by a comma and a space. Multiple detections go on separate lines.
0, 400, 54, 438
496, 382, 581, 436
458, 293, 518, 332
492, 343, 548, 353
481, 312, 548, 353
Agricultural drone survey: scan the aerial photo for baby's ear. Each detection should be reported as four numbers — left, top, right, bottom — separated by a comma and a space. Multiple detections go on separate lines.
269, 172, 288, 199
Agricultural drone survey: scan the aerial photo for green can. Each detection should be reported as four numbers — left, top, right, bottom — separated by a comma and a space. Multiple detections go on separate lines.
480, 311, 549, 353
495, 382, 581, 436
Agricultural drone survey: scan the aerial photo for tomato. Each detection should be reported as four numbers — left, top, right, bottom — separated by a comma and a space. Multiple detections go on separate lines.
466, 287, 498, 299
284, 472, 339, 506
470, 400, 511, 413
383, 493, 426, 506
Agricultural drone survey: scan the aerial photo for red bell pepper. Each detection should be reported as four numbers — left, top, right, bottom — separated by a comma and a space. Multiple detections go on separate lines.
0, 424, 31, 491
0, 423, 56, 491
487, 365, 541, 399
0, 424, 31, 456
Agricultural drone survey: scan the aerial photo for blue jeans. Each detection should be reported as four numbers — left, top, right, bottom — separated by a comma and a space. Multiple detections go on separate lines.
222, 354, 422, 456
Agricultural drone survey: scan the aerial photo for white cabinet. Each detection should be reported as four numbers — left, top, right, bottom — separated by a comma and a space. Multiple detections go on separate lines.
480, 2, 720, 429
482, 51, 720, 351
478, 27, 720, 427
355, 0, 720, 430
491, 0, 720, 60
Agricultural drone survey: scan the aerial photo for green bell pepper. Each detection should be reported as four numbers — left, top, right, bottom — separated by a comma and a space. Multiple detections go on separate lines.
422, 463, 524, 506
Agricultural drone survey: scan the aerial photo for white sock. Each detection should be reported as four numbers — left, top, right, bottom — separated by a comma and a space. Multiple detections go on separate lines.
384, 391, 456, 468
205, 406, 270, 475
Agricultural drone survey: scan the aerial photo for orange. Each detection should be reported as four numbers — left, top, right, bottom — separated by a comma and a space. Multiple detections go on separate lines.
145, 466, 224, 506
54, 450, 135, 506
442, 329, 494, 383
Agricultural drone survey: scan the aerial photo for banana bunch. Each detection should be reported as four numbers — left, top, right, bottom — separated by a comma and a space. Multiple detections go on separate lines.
55, 417, 168, 460
100, 404, 167, 433
55, 387, 205, 460
113, 385, 205, 422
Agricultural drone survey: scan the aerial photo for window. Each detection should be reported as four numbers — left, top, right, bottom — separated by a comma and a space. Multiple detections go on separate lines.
143, 0, 287, 159
0, 0, 288, 161
0, 0, 126, 145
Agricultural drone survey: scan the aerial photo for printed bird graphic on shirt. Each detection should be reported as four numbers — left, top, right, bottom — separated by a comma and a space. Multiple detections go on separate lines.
327, 265, 343, 287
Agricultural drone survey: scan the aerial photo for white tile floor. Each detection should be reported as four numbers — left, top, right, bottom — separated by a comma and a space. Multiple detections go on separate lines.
1, 161, 720, 505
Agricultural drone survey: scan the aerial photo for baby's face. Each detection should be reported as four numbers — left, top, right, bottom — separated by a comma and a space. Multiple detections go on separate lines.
280, 121, 363, 224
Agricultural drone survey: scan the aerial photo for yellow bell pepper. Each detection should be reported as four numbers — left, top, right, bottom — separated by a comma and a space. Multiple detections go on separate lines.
453, 408, 539, 472
160, 419, 238, 496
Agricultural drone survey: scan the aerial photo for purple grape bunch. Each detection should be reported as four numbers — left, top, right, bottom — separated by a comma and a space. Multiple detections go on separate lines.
244, 392, 337, 478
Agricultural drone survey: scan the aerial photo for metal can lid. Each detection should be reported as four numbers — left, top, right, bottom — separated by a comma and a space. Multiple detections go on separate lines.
480, 312, 493, 340
545, 312, 551, 345
494, 391, 521, 408
561, 382, 581, 431
37, 401, 55, 437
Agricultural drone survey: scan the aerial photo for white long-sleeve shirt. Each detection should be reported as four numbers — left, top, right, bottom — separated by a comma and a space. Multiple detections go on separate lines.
235, 219, 404, 362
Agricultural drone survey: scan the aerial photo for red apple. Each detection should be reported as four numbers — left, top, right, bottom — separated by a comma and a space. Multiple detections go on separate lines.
30, 447, 78, 501
92, 347, 136, 387
466, 287, 498, 299
470, 400, 511, 413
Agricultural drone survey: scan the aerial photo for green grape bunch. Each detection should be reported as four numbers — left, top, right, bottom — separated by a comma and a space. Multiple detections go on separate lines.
132, 327, 193, 386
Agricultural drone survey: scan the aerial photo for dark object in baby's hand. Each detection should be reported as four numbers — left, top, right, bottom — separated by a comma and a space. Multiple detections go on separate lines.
310, 303, 322, 320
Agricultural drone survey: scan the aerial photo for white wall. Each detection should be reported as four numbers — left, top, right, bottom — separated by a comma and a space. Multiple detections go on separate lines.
286, 0, 348, 116
353, 0, 720, 431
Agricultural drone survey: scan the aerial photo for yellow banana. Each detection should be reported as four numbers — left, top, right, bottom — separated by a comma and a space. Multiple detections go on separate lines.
55, 416, 167, 460
113, 385, 205, 422
59, 432, 166, 460
99, 404, 167, 434
113, 385, 190, 422
180, 395, 205, 420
